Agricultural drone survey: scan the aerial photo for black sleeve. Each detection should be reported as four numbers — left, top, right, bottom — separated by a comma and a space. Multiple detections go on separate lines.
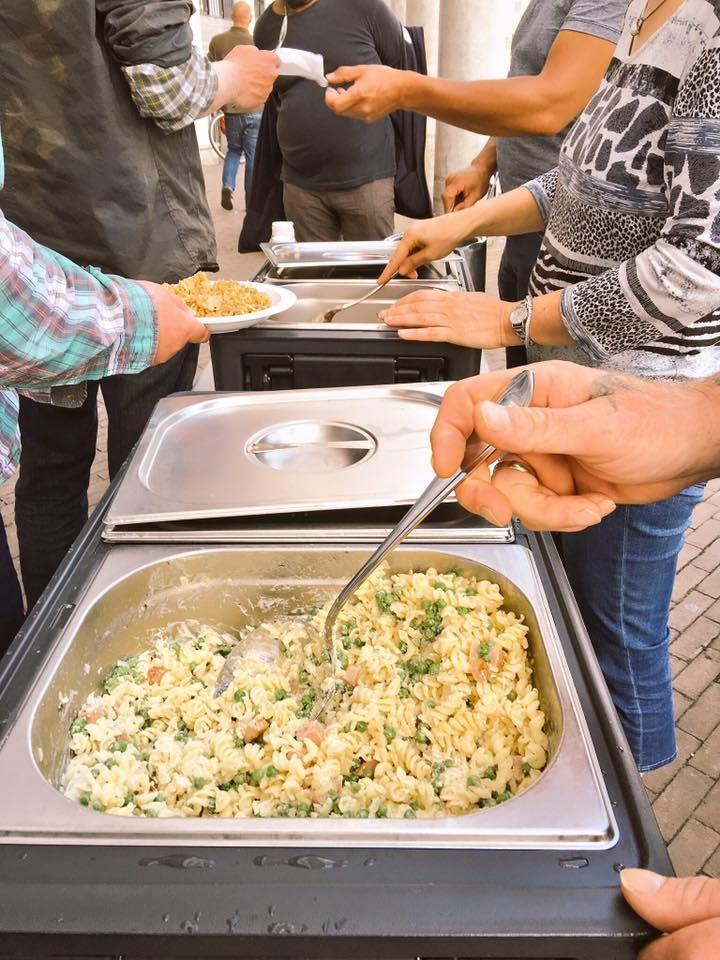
95, 0, 194, 68
365, 0, 405, 69
253, 10, 277, 52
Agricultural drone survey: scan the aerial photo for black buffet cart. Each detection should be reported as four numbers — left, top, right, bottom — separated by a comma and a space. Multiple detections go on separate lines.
0, 380, 669, 959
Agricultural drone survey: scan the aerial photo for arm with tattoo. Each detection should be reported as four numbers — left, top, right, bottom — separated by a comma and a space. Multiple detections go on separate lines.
430, 362, 720, 532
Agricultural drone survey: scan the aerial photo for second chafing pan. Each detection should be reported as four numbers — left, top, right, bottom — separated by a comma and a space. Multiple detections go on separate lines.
0, 543, 616, 848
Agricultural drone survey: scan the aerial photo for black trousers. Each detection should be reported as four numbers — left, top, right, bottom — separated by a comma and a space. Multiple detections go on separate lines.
0, 513, 23, 657
15, 345, 199, 609
498, 231, 544, 369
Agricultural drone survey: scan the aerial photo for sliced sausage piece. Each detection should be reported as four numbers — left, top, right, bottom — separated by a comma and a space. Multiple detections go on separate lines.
340, 665, 361, 686
489, 646, 506, 671
357, 759, 378, 777
82, 705, 104, 723
297, 720, 325, 746
244, 718, 269, 742
468, 650, 490, 684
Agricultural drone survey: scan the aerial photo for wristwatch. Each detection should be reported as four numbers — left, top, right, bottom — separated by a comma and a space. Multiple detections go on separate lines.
509, 295, 534, 348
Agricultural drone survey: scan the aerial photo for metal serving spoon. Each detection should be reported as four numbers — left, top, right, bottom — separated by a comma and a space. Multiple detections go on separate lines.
316, 272, 399, 323
306, 369, 535, 721
214, 370, 534, 707
214, 615, 314, 697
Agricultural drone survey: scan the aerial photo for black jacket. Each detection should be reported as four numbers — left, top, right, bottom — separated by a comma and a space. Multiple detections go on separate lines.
0, 0, 217, 283
239, 25, 432, 253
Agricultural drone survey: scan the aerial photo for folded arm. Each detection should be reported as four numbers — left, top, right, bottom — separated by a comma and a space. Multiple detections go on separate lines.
99, 0, 273, 132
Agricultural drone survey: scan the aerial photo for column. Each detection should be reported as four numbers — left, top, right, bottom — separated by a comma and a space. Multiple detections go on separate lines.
433, 0, 511, 210
405, 0, 440, 198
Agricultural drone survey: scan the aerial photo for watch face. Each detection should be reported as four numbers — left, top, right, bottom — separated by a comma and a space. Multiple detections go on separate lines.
510, 303, 528, 337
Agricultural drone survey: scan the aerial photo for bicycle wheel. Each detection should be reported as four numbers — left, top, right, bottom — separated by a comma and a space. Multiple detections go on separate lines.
209, 113, 227, 160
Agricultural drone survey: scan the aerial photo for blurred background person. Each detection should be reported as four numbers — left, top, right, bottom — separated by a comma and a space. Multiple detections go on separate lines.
209, 1, 262, 211
254, 0, 406, 242
0, 0, 277, 609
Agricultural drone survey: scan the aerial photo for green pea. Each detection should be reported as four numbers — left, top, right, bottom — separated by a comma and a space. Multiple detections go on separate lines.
193, 777, 205, 790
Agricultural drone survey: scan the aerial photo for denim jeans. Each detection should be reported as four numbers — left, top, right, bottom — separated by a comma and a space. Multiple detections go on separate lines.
15, 344, 198, 609
561, 484, 705, 771
222, 111, 261, 197
0, 513, 24, 657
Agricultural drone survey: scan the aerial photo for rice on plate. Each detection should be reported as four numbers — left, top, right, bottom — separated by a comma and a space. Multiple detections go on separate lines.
164, 272, 272, 318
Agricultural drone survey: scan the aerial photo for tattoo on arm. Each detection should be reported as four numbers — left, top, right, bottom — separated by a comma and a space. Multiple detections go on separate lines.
588, 373, 638, 411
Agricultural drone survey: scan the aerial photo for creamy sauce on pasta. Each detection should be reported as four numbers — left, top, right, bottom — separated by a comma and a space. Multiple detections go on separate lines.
63, 566, 548, 819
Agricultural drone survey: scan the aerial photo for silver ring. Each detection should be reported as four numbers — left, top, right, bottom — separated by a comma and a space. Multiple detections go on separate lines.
493, 457, 539, 481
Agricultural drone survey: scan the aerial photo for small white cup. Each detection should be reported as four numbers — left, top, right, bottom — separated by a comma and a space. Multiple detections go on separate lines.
271, 221, 296, 243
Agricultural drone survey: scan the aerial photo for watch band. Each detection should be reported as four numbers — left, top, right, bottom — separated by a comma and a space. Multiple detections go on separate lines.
509, 295, 534, 348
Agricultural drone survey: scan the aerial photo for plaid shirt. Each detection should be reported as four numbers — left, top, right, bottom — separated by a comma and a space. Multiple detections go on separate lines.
123, 47, 218, 133
0, 132, 157, 485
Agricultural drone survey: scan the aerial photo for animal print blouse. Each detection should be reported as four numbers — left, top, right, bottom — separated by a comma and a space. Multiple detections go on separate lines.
526, 0, 720, 378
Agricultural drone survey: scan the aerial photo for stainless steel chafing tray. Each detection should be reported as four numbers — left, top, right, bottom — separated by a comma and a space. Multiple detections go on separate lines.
258, 279, 457, 331
0, 543, 616, 849
260, 240, 465, 273
261, 240, 402, 269
102, 384, 508, 542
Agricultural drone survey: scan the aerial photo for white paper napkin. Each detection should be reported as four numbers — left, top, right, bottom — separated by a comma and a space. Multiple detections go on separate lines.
277, 47, 328, 87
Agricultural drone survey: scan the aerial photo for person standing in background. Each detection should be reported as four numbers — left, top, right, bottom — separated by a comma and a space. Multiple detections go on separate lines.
209, 1, 263, 211
254, 0, 406, 242
0, 0, 278, 610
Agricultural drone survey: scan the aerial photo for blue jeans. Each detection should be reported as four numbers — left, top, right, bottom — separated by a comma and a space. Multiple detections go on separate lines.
0, 513, 24, 657
222, 111, 261, 197
561, 484, 705, 771
15, 345, 198, 609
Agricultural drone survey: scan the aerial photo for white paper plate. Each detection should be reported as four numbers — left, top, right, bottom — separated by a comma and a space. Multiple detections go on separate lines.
200, 283, 297, 334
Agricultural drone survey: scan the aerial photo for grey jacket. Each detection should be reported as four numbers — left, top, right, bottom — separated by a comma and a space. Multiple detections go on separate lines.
0, 0, 217, 283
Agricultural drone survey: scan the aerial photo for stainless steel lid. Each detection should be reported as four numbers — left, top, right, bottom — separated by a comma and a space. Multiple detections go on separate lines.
104, 384, 513, 541
260, 240, 463, 272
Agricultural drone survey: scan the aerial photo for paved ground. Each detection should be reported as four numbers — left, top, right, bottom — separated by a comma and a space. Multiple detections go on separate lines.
2, 156, 718, 877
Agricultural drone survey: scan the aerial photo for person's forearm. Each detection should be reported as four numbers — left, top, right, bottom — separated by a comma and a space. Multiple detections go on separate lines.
692, 378, 720, 481
206, 61, 238, 116
472, 138, 497, 178
0, 213, 157, 391
457, 185, 546, 239
401, 72, 576, 136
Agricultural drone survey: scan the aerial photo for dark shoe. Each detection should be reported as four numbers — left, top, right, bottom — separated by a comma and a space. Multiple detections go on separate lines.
221, 187, 234, 210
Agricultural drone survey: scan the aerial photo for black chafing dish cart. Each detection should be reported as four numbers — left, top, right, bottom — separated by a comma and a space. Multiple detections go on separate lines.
209, 240, 485, 391
0, 380, 670, 959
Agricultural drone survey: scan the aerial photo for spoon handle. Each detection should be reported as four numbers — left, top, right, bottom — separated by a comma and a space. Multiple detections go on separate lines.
317, 368, 535, 697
